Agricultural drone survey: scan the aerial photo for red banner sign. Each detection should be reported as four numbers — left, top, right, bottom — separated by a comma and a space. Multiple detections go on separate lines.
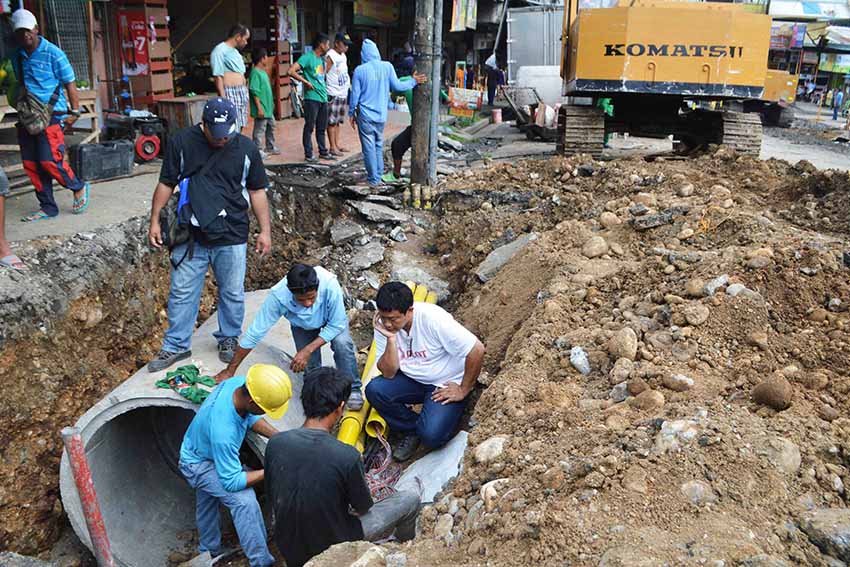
118, 10, 149, 76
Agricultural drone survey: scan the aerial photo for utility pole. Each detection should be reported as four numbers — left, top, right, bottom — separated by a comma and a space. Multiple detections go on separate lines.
411, 0, 435, 184
427, 0, 443, 185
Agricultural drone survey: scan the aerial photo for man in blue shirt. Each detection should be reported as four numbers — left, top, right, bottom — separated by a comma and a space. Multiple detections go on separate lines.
178, 363, 291, 567
215, 263, 363, 409
11, 9, 90, 222
348, 39, 426, 187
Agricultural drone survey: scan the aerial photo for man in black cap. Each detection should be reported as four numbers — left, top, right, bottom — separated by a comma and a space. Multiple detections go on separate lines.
325, 32, 353, 157
147, 97, 272, 372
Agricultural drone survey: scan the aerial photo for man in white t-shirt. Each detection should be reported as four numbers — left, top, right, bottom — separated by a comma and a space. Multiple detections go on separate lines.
365, 282, 485, 462
325, 32, 352, 157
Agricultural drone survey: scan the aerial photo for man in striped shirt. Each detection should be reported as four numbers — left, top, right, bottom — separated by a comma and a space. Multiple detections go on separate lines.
11, 9, 90, 222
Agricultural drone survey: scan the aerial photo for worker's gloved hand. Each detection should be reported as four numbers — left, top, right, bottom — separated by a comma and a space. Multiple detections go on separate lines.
290, 349, 311, 373
214, 368, 235, 383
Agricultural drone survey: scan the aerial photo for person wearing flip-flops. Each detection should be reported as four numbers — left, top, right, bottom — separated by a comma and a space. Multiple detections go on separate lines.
0, 168, 25, 270
11, 10, 90, 223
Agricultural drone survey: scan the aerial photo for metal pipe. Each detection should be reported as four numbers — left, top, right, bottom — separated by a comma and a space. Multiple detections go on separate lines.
61, 427, 115, 567
427, 0, 444, 185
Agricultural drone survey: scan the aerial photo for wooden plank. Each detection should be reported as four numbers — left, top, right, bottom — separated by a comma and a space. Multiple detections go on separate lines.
150, 60, 172, 72
150, 71, 174, 93
144, 6, 168, 21
149, 39, 171, 59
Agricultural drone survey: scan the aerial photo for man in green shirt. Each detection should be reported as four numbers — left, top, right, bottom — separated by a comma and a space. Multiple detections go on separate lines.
249, 47, 279, 159
289, 34, 332, 163
381, 75, 414, 183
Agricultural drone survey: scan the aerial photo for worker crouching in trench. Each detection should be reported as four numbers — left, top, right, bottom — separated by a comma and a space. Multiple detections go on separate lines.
367, 282, 485, 462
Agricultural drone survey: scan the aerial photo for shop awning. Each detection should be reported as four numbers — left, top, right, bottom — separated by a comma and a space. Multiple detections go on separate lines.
769, 0, 850, 20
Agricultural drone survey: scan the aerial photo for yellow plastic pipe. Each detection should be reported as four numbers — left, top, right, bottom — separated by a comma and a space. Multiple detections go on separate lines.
337, 281, 439, 451
365, 408, 388, 438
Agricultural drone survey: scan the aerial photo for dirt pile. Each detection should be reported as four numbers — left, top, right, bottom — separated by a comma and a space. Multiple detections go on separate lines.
400, 150, 850, 566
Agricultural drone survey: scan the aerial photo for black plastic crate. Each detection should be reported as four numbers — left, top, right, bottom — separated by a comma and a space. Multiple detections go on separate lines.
69, 140, 135, 182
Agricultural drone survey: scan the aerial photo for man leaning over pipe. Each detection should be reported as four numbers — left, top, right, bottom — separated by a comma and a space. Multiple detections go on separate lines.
214, 263, 364, 410
366, 282, 485, 462
265, 366, 420, 567
178, 364, 291, 567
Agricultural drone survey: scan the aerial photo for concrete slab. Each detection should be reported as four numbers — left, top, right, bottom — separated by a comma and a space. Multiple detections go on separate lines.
6, 170, 159, 243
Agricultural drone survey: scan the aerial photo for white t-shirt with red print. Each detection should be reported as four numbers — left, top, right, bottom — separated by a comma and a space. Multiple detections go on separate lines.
373, 302, 478, 386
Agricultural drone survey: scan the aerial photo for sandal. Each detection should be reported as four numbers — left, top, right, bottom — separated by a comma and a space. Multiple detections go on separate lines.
21, 211, 54, 222
73, 182, 91, 214
0, 254, 25, 270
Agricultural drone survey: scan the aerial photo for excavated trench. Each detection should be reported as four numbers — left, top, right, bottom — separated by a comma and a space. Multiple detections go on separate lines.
0, 175, 343, 558
0, 163, 503, 565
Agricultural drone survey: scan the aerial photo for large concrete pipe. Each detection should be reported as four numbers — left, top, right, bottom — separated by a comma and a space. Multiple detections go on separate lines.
59, 291, 326, 567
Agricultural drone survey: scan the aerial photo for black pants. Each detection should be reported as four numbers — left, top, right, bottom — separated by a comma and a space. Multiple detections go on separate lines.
391, 126, 412, 161
302, 100, 328, 158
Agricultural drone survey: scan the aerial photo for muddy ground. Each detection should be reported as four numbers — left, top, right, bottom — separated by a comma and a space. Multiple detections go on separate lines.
4, 130, 850, 566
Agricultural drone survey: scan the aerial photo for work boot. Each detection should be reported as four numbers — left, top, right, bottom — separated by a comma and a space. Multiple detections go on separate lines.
218, 337, 239, 363
393, 433, 420, 462
148, 349, 192, 372
347, 389, 364, 411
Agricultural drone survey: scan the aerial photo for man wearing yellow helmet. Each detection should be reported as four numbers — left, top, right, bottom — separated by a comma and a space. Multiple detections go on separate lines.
178, 363, 291, 567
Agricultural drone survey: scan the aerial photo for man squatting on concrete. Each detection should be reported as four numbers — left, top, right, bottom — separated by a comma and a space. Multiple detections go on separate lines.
179, 364, 292, 567
367, 282, 485, 462
216, 263, 364, 409
265, 366, 420, 567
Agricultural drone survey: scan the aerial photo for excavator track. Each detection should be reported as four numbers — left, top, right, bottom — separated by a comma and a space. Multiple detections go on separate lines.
557, 105, 605, 158
719, 111, 763, 156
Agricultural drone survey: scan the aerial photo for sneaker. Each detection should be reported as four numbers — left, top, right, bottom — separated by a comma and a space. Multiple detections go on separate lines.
347, 389, 364, 411
266, 146, 282, 155
381, 171, 400, 183
148, 349, 192, 372
305, 156, 318, 163
218, 337, 239, 363
392, 433, 420, 462
259, 150, 269, 160
319, 153, 336, 161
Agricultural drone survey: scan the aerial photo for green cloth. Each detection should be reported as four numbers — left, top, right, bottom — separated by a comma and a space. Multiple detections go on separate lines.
297, 50, 328, 103
249, 67, 274, 118
392, 75, 414, 111
155, 364, 217, 404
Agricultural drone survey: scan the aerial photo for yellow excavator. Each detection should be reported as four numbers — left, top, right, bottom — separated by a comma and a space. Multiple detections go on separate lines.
558, 0, 772, 157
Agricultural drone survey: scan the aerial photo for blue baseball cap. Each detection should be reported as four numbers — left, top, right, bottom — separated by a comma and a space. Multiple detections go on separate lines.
202, 97, 238, 139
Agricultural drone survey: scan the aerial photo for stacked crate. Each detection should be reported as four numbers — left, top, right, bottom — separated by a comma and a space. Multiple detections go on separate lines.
116, 0, 174, 108
252, 0, 295, 119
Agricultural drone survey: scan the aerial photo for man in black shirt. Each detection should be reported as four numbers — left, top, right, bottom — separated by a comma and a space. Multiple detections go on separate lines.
265, 367, 419, 567
147, 98, 272, 372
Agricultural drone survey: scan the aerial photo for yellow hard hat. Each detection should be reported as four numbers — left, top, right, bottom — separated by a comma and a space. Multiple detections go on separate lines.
245, 364, 292, 420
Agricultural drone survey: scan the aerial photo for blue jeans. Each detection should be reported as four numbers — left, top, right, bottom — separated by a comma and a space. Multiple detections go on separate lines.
163, 242, 247, 352
291, 325, 361, 390
365, 371, 466, 448
179, 460, 274, 567
356, 116, 385, 186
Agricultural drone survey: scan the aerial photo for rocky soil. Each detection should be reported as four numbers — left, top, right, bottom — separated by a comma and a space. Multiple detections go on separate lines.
374, 150, 850, 566
6, 145, 850, 567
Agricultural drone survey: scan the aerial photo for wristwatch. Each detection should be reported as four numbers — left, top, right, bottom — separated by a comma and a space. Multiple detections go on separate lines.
68, 109, 82, 117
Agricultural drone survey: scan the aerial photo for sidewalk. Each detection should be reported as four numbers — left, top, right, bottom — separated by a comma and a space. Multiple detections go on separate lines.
3, 112, 411, 245
248, 110, 410, 165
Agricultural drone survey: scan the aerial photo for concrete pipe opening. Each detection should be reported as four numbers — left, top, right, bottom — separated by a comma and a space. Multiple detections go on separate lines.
61, 404, 197, 567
